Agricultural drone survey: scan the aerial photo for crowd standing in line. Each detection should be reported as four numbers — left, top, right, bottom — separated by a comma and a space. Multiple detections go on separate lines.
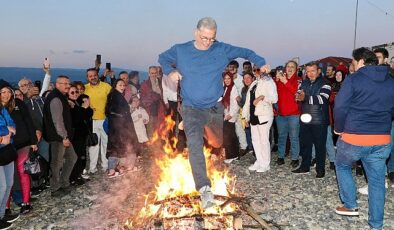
0, 17, 394, 230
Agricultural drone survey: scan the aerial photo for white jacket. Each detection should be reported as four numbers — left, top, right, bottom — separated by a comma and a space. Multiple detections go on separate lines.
223, 86, 240, 123
242, 75, 277, 123
131, 107, 149, 143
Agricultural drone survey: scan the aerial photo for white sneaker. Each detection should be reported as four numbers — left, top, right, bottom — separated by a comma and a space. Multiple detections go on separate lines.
358, 185, 368, 195
358, 181, 388, 196
199, 185, 216, 209
224, 157, 238, 164
248, 163, 259, 171
81, 173, 90, 180
256, 166, 270, 173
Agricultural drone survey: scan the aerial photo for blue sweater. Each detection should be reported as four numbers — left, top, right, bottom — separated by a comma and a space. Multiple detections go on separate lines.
334, 65, 394, 134
158, 41, 266, 108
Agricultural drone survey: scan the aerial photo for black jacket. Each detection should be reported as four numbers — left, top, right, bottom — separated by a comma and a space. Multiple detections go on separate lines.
25, 96, 45, 132
300, 76, 331, 125
43, 89, 73, 142
105, 90, 138, 158
70, 99, 93, 142
10, 99, 38, 150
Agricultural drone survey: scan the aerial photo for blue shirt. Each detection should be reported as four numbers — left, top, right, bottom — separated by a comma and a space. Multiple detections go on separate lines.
158, 41, 266, 108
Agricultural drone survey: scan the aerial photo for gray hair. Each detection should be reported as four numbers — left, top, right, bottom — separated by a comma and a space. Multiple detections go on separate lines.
196, 17, 217, 31
18, 77, 32, 87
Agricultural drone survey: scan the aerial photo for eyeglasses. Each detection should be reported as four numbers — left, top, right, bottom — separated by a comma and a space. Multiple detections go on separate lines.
200, 35, 216, 43
69, 91, 78, 95
58, 82, 71, 85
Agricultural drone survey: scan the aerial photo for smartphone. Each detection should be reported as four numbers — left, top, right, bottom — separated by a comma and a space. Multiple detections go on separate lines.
43, 58, 50, 69
34, 80, 41, 88
96, 54, 101, 64
106, 62, 111, 71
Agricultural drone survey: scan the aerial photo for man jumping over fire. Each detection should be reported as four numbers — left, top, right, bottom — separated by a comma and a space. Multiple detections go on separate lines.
158, 17, 269, 209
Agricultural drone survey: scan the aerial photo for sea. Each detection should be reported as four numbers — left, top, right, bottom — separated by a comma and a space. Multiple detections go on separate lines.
0, 67, 148, 87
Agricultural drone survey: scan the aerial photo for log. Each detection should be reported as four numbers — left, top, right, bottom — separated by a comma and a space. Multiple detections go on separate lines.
221, 191, 271, 230
153, 194, 231, 205
160, 211, 240, 220
239, 203, 271, 230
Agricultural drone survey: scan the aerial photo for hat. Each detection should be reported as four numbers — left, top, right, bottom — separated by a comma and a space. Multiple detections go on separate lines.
0, 79, 11, 91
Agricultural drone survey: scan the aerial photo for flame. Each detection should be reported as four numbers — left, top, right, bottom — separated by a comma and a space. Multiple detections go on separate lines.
126, 114, 237, 229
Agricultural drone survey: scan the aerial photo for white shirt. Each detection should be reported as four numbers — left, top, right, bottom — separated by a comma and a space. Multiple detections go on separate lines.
223, 86, 240, 123
131, 107, 149, 143
162, 76, 178, 104
233, 73, 244, 95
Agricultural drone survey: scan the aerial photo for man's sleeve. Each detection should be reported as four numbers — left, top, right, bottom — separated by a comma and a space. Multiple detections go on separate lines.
223, 43, 266, 67
334, 77, 353, 133
158, 45, 177, 75
50, 98, 68, 139
39, 73, 51, 97
306, 82, 331, 105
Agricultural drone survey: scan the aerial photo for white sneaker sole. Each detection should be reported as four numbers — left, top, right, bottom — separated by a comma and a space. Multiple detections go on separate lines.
335, 210, 359, 216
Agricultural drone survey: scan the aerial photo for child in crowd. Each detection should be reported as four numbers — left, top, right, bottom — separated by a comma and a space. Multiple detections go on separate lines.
130, 96, 149, 156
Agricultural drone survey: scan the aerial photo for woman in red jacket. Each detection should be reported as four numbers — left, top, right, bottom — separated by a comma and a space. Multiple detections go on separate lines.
275, 61, 301, 168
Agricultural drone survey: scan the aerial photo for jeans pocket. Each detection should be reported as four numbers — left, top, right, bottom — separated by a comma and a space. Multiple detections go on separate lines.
374, 144, 392, 160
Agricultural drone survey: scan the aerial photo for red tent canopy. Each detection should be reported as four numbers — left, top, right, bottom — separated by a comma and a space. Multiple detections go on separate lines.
317, 56, 352, 68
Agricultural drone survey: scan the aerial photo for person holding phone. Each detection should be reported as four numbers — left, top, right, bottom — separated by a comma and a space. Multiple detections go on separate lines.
67, 86, 93, 185
274, 60, 301, 168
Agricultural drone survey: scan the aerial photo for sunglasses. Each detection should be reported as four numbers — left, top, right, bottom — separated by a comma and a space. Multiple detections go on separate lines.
69, 91, 78, 95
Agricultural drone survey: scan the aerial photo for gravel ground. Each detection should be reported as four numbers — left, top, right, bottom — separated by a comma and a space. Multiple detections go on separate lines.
9, 148, 394, 230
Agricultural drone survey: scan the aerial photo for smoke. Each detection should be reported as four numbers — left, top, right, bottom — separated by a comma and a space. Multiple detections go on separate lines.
70, 141, 164, 229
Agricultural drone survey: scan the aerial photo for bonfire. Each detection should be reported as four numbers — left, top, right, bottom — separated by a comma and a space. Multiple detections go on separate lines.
125, 115, 271, 230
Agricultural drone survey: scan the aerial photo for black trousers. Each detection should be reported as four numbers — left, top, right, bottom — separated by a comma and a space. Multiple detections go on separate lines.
223, 120, 240, 159
167, 100, 186, 152
70, 138, 87, 182
299, 123, 328, 173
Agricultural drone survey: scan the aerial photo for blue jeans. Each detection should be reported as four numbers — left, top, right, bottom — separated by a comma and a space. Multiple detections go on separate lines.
245, 126, 253, 151
181, 102, 223, 190
386, 121, 394, 173
336, 139, 391, 230
38, 139, 50, 162
0, 162, 14, 218
276, 115, 300, 160
108, 157, 119, 170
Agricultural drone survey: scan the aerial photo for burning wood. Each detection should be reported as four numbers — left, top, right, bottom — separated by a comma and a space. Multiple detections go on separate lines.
124, 115, 273, 229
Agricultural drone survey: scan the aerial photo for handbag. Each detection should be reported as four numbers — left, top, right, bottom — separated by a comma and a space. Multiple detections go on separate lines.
24, 149, 41, 175
0, 144, 17, 166
84, 120, 98, 147
86, 132, 98, 147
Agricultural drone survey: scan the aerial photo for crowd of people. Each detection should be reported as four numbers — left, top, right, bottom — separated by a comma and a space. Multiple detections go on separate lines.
0, 16, 394, 230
